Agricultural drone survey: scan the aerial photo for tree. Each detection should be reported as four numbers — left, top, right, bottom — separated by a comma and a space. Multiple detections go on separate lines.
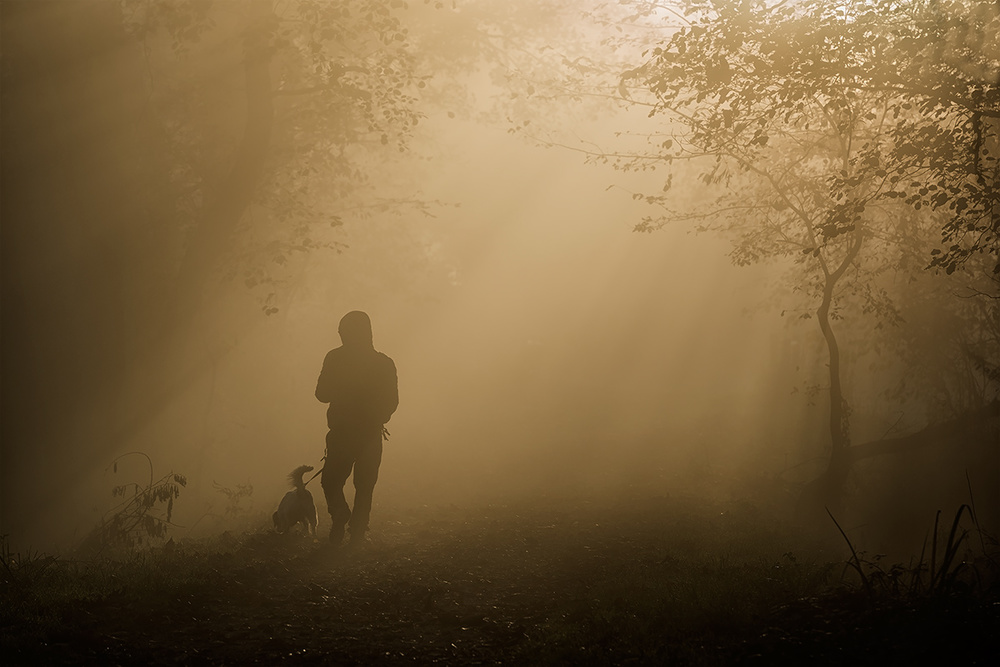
119, 0, 428, 311
601, 0, 999, 505
0, 0, 436, 546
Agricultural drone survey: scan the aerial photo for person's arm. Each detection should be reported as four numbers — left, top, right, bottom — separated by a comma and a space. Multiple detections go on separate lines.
378, 357, 399, 424
315, 351, 336, 403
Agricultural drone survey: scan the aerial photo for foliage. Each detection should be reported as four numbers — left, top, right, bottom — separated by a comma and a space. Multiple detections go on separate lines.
118, 0, 435, 314
522, 0, 1000, 485
622, 0, 998, 273
889, 262, 1000, 418
212, 479, 255, 519
468, 0, 999, 424
829, 501, 999, 600
80, 452, 187, 553
0, 534, 58, 591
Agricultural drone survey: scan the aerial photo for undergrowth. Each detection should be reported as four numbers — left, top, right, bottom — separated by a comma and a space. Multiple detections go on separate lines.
78, 452, 187, 554
2, 493, 997, 666
828, 490, 999, 601
212, 480, 255, 520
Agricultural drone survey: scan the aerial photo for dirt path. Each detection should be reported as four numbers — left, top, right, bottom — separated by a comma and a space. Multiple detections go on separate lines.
4, 496, 998, 665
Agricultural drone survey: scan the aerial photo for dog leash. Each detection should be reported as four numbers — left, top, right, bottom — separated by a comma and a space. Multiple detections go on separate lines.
303, 456, 325, 487
302, 428, 390, 487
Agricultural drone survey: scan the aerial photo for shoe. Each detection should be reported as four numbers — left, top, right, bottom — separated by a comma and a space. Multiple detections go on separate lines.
348, 531, 370, 549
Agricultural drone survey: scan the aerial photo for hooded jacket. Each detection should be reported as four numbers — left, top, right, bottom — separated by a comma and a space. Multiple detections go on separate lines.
315, 311, 398, 431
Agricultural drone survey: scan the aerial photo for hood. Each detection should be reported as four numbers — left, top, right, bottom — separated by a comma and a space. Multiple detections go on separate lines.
338, 310, 374, 349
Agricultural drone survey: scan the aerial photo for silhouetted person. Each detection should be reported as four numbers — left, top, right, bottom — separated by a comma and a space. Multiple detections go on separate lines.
315, 311, 398, 546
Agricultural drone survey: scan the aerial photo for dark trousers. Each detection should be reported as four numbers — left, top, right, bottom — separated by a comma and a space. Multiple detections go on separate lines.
321, 426, 383, 536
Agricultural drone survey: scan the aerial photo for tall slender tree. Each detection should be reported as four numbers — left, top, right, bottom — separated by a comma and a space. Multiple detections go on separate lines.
602, 0, 999, 504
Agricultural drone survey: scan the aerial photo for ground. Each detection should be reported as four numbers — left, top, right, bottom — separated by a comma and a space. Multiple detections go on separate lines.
3, 493, 998, 665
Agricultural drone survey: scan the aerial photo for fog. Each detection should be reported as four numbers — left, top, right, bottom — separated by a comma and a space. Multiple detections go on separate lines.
2, 0, 996, 557
35, 120, 805, 548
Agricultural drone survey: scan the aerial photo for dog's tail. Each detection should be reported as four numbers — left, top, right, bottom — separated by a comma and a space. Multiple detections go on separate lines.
289, 465, 314, 491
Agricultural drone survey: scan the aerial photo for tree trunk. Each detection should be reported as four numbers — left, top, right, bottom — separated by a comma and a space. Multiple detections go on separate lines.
815, 276, 853, 510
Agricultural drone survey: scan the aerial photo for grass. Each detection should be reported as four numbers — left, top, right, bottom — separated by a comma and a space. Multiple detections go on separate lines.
2, 492, 997, 665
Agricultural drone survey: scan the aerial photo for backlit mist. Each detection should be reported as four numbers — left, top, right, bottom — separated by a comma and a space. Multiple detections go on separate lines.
4, 2, 999, 664
2, 0, 996, 561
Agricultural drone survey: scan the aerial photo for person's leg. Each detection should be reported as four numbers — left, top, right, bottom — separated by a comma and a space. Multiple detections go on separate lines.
348, 433, 384, 540
321, 430, 356, 544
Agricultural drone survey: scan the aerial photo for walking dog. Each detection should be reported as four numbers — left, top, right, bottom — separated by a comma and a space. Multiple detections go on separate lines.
272, 465, 318, 535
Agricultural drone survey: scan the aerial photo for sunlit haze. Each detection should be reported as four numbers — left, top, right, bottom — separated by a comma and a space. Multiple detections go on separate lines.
2, 0, 996, 563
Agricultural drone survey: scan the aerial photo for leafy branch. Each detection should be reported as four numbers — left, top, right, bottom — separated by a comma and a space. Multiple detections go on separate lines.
79, 452, 187, 553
